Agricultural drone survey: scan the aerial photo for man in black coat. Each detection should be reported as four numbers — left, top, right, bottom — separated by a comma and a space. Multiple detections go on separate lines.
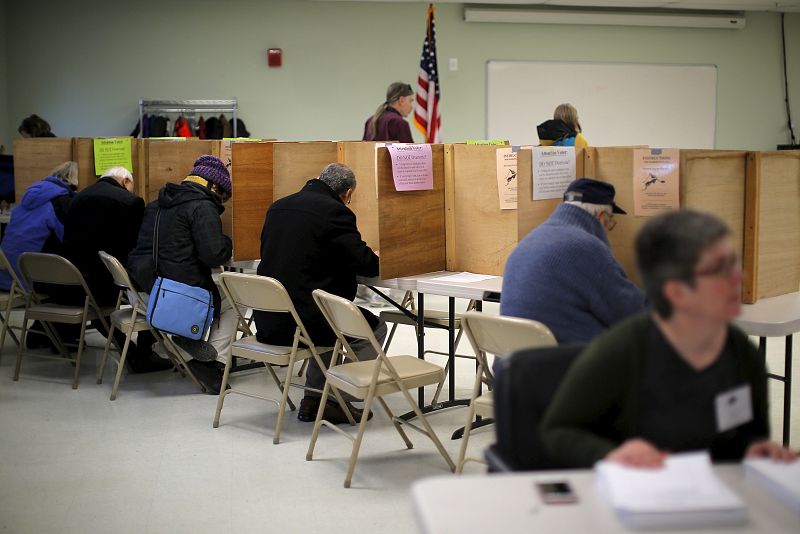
254, 163, 386, 423
127, 155, 235, 392
54, 166, 168, 372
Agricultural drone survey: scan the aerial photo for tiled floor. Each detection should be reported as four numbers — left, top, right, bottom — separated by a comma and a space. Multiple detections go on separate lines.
0, 297, 797, 533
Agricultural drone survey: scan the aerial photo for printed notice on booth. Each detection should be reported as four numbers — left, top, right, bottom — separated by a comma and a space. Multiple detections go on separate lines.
93, 138, 133, 176
532, 146, 576, 200
387, 144, 434, 191
496, 147, 517, 210
632, 148, 680, 217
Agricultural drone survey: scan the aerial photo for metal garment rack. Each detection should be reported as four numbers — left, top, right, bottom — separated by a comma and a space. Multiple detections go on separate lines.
138, 99, 238, 138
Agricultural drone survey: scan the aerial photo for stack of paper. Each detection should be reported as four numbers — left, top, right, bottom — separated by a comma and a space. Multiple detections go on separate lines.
745, 458, 800, 513
595, 452, 748, 530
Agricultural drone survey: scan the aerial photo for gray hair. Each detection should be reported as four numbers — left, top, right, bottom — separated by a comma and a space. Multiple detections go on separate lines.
564, 200, 612, 217
49, 161, 78, 187
635, 210, 731, 319
319, 163, 356, 195
101, 166, 133, 183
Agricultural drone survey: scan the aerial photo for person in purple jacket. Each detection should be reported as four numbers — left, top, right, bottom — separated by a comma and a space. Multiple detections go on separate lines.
362, 82, 415, 143
0, 161, 77, 291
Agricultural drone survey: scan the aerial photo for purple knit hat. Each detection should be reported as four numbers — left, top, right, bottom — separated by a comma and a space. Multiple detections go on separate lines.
190, 155, 231, 196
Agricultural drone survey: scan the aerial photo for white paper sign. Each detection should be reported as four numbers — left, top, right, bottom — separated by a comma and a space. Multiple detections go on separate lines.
495, 147, 517, 210
532, 146, 576, 200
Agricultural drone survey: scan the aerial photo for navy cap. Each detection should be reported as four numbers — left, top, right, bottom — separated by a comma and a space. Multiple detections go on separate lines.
563, 178, 626, 214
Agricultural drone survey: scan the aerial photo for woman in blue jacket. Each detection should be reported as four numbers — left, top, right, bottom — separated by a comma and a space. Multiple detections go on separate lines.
0, 161, 77, 291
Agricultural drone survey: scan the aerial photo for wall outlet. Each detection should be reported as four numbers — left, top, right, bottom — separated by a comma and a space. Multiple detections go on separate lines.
449, 57, 458, 71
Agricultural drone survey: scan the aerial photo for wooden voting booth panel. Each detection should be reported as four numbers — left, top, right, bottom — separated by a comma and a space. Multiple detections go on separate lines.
586, 147, 645, 285
72, 138, 144, 196
746, 151, 800, 301
12, 138, 74, 198
680, 149, 748, 295
445, 144, 517, 276
227, 141, 336, 260
588, 147, 750, 290
143, 139, 218, 201
517, 147, 586, 240
337, 141, 380, 250
272, 142, 338, 201
230, 143, 274, 261
376, 146, 446, 280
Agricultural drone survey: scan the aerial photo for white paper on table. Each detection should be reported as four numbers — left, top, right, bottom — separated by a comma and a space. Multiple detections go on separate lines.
745, 457, 800, 512
429, 272, 499, 284
595, 452, 744, 513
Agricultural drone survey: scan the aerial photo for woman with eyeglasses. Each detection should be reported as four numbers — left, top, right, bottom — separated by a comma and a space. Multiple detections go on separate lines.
362, 82, 415, 143
541, 210, 797, 468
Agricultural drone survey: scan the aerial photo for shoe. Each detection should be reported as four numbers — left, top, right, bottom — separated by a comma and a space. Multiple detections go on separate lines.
297, 397, 373, 424
127, 351, 174, 374
173, 337, 218, 362
186, 360, 229, 395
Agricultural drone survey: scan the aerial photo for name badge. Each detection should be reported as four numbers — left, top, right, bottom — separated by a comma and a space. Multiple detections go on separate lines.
715, 384, 753, 433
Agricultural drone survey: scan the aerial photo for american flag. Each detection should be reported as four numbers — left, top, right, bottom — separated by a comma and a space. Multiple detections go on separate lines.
413, 3, 441, 143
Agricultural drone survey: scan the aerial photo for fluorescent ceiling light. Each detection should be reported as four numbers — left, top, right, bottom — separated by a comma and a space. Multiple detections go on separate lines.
463, 7, 746, 29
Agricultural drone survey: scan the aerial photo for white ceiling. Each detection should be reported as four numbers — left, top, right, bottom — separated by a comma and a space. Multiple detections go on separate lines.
314, 1, 800, 12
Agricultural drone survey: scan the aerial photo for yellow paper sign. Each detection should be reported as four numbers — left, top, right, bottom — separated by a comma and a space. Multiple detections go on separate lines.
93, 138, 133, 176
466, 140, 508, 145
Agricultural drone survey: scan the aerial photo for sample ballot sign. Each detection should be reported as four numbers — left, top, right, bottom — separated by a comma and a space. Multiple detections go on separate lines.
532, 146, 576, 200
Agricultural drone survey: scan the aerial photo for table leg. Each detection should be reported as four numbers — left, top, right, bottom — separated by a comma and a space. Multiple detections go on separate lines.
783, 335, 792, 446
448, 297, 456, 401
418, 291, 425, 408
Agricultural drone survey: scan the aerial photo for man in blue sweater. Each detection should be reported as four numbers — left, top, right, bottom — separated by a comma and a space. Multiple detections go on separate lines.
501, 178, 645, 344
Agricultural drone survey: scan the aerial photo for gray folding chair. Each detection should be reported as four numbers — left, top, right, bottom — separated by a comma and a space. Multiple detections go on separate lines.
456, 312, 557, 473
96, 251, 205, 399
307, 289, 455, 488
0, 247, 27, 355
14, 252, 114, 389
215, 272, 350, 444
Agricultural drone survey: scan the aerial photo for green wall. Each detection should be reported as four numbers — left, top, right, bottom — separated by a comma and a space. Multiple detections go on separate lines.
4, 0, 799, 150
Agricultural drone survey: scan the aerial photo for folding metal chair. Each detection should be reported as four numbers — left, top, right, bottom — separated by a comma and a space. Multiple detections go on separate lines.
456, 312, 557, 473
96, 251, 205, 399
0, 247, 27, 356
307, 289, 455, 488
14, 252, 114, 389
215, 272, 350, 444
378, 290, 475, 403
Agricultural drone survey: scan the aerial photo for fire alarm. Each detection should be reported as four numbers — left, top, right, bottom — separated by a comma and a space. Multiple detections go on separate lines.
267, 48, 282, 67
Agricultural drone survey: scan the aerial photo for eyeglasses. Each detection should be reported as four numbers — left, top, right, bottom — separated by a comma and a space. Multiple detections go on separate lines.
694, 253, 740, 278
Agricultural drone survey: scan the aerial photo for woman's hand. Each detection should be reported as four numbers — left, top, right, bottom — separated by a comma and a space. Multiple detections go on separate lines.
746, 440, 798, 462
606, 439, 668, 468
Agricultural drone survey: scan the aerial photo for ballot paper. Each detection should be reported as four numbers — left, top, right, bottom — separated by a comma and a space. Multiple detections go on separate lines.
745, 458, 800, 513
595, 452, 747, 530
429, 272, 498, 284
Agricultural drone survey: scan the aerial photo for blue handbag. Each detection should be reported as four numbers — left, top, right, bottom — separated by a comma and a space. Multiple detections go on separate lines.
145, 209, 214, 340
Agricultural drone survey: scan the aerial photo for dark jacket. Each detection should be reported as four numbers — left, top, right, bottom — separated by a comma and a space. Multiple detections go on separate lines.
362, 107, 413, 143
0, 177, 74, 291
536, 119, 576, 144
541, 313, 769, 468
127, 181, 232, 315
62, 177, 144, 305
254, 179, 379, 346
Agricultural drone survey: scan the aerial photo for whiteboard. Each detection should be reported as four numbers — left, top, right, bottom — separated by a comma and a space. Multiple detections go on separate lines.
487, 61, 717, 149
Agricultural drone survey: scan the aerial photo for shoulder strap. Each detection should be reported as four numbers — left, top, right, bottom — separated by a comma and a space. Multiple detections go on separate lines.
152, 209, 161, 276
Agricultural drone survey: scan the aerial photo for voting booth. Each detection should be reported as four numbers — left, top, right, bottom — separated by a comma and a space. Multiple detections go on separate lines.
338, 141, 446, 280
744, 150, 800, 302
227, 141, 337, 260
